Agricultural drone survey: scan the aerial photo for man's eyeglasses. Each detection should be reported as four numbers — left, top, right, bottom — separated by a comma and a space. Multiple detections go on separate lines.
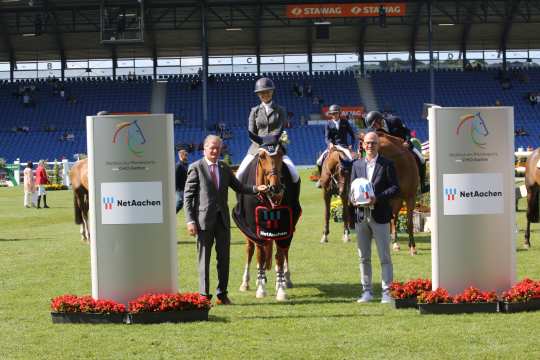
364, 141, 378, 146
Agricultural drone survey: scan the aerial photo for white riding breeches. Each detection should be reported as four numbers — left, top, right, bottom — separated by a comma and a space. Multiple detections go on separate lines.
411, 147, 425, 164
317, 145, 353, 165
236, 153, 300, 183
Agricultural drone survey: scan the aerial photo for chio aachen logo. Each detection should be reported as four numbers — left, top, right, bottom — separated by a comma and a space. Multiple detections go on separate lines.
102, 195, 161, 210
112, 120, 146, 157
444, 187, 502, 201
456, 112, 489, 149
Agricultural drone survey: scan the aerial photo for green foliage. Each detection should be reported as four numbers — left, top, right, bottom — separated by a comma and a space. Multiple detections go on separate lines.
222, 153, 232, 166
0, 170, 540, 359
52, 160, 61, 185
0, 157, 5, 168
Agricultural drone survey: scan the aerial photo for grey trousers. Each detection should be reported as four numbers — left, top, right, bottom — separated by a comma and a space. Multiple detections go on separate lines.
355, 215, 393, 293
197, 215, 230, 297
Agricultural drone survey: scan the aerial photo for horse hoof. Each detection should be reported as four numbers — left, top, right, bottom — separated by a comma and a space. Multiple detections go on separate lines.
409, 247, 417, 256
276, 288, 288, 301
392, 242, 400, 251
320, 235, 328, 244
524, 243, 531, 250
256, 288, 267, 298
342, 235, 350, 243
239, 283, 249, 292
286, 281, 293, 289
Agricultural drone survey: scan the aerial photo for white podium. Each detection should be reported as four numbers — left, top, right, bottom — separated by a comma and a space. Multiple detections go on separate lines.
429, 107, 515, 294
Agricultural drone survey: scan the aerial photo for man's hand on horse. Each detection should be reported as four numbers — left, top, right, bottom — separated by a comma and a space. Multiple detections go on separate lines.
256, 185, 269, 193
187, 223, 198, 237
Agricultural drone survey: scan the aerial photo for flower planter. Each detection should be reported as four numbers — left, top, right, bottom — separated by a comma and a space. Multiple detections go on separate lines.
127, 310, 209, 324
393, 298, 418, 309
418, 302, 499, 315
51, 312, 126, 324
500, 299, 540, 313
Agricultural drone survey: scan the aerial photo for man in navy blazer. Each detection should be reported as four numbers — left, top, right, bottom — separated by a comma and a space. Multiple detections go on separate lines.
350, 131, 399, 304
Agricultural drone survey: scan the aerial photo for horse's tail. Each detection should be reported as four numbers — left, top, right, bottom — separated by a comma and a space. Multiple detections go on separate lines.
73, 189, 83, 225
264, 241, 273, 271
527, 186, 540, 223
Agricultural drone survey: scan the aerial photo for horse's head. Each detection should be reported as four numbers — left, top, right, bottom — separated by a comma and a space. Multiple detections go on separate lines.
250, 131, 285, 207
324, 149, 352, 196
457, 112, 489, 148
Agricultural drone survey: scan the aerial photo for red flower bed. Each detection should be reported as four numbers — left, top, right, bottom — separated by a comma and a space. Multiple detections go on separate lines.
452, 287, 498, 304
51, 295, 126, 314
418, 288, 453, 304
389, 278, 432, 299
502, 278, 540, 303
128, 292, 212, 313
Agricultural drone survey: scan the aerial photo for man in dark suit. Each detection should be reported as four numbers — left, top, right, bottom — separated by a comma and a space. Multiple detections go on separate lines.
175, 149, 189, 213
350, 131, 399, 304
184, 135, 267, 305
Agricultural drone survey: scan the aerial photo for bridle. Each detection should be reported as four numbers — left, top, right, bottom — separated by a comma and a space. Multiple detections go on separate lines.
257, 146, 285, 207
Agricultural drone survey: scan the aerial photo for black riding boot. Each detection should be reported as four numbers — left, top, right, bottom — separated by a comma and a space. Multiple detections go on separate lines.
43, 195, 50, 208
419, 162, 429, 193
37, 195, 41, 209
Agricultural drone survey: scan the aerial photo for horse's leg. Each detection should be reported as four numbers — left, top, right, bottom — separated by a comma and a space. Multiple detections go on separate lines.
525, 219, 531, 249
406, 197, 417, 255
391, 202, 400, 251
239, 239, 255, 291
341, 193, 351, 243
321, 191, 331, 243
283, 251, 293, 288
255, 243, 268, 298
275, 246, 288, 301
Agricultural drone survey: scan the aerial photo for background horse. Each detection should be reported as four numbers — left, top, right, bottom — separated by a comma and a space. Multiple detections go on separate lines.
524, 147, 540, 249
319, 148, 353, 243
360, 131, 419, 255
233, 133, 301, 301
69, 158, 90, 243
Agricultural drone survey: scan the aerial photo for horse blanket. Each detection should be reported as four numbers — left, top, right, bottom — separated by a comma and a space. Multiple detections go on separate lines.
232, 156, 302, 248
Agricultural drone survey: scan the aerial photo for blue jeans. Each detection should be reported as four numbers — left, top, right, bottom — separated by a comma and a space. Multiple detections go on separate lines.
176, 191, 184, 213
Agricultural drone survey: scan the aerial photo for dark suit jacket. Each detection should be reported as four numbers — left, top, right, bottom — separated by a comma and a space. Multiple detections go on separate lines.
175, 161, 188, 192
184, 159, 256, 230
325, 119, 356, 147
350, 155, 399, 224
247, 102, 287, 155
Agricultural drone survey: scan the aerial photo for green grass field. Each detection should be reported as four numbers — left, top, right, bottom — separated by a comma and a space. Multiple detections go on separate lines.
1, 169, 540, 359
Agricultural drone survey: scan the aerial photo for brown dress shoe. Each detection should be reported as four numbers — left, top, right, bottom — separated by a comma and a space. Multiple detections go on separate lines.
216, 295, 232, 305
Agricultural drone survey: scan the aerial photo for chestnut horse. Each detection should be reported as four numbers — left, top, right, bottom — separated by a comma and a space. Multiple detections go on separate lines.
319, 149, 353, 243
69, 158, 90, 243
360, 131, 419, 255
233, 133, 301, 301
524, 147, 540, 249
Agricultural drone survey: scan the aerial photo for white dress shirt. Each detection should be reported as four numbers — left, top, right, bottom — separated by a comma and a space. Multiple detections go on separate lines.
366, 154, 378, 182
262, 101, 273, 115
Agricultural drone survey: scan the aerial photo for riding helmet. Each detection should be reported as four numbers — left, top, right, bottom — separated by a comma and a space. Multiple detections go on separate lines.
365, 110, 384, 128
254, 77, 275, 93
327, 104, 341, 114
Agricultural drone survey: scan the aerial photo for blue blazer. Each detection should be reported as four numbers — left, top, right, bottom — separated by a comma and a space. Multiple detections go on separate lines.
350, 155, 399, 224
325, 120, 356, 147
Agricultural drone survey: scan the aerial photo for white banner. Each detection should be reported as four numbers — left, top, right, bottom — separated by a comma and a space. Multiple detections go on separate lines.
443, 173, 504, 215
101, 181, 163, 224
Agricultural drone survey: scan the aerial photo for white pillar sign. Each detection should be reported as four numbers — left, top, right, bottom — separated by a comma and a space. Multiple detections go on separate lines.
87, 114, 177, 305
429, 107, 515, 294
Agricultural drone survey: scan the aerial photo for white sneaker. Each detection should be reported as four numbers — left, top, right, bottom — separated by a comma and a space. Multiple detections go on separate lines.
356, 292, 373, 303
381, 292, 393, 304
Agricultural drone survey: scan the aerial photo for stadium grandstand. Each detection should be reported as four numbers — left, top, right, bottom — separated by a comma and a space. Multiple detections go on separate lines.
1, 0, 540, 164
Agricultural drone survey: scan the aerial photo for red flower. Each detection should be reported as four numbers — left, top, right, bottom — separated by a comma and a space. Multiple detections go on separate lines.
128, 292, 212, 313
389, 278, 432, 299
50, 295, 126, 314
502, 278, 540, 303
453, 287, 498, 304
417, 288, 453, 304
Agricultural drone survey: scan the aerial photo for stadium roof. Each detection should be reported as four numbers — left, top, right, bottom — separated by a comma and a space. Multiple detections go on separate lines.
1, 0, 540, 62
